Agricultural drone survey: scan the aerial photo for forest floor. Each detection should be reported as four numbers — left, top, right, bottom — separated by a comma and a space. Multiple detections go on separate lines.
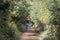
19, 27, 43, 40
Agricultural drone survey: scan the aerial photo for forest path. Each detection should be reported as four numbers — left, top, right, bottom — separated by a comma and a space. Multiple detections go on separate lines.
20, 27, 42, 40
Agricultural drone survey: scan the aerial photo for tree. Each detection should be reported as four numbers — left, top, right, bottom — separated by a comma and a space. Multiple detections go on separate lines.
0, 0, 30, 40
48, 0, 60, 40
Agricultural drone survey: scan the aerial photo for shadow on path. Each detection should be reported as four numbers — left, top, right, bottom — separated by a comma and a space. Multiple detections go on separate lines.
20, 32, 42, 40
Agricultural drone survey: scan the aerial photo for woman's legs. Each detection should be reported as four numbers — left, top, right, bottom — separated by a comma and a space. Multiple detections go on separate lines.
26, 26, 30, 32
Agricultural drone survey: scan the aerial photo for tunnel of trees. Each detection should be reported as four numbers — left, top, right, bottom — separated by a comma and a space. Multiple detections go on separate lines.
0, 0, 60, 40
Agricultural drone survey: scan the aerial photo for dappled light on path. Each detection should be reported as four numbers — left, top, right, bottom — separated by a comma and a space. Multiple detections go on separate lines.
20, 32, 42, 40
20, 29, 42, 40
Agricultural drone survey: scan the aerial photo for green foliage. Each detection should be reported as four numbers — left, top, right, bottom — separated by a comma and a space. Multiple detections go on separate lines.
10, 0, 31, 32
0, 0, 60, 40
47, 0, 60, 25
0, 0, 31, 40
37, 0, 60, 40
29, 0, 60, 40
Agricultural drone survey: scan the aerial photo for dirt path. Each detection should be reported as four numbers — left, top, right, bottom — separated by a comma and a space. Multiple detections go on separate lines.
19, 27, 43, 40
20, 32, 41, 40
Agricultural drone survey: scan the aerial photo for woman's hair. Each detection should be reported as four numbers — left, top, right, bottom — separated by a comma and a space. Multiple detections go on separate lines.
26, 20, 29, 23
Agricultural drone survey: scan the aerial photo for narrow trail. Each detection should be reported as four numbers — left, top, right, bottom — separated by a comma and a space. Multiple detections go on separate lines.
19, 27, 42, 40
